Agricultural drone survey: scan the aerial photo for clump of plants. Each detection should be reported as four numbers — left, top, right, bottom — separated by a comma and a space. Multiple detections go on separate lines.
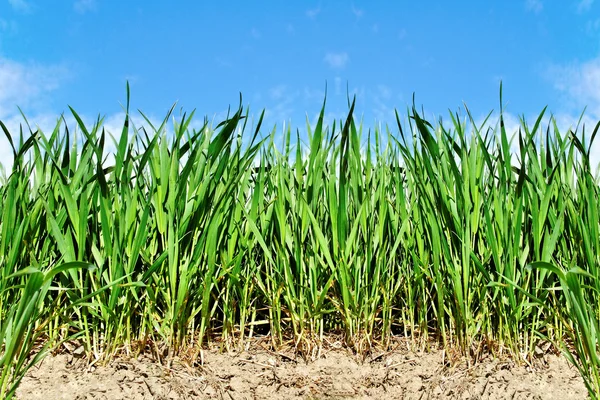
1, 85, 599, 398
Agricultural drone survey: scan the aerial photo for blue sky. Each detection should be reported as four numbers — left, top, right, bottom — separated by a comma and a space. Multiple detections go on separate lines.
1, 0, 600, 167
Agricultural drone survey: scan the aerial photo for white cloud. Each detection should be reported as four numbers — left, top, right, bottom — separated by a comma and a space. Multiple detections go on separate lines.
0, 120, 16, 174
0, 85, 219, 177
308, 109, 348, 131
306, 6, 321, 19
263, 86, 300, 129
371, 85, 398, 123
8, 0, 31, 13
0, 57, 69, 118
525, 0, 543, 13
586, 18, 600, 34
0, 113, 64, 175
0, 108, 189, 171
269, 84, 287, 100
377, 84, 392, 100
334, 77, 342, 96
0, 19, 18, 50
303, 86, 325, 102
546, 57, 600, 117
0, 57, 69, 171
351, 5, 363, 18
74, 0, 97, 14
0, 17, 17, 31
472, 110, 600, 173
577, 0, 594, 12
215, 57, 232, 68
324, 52, 349, 69
553, 112, 600, 169
305, 84, 364, 128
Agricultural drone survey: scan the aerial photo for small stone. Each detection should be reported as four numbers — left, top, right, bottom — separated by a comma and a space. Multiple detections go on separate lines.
73, 346, 85, 358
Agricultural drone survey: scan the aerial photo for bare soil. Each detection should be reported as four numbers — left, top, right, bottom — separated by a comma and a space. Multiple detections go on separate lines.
16, 340, 587, 400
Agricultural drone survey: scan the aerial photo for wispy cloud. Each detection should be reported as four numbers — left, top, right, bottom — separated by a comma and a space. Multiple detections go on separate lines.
0, 55, 69, 172
74, 0, 97, 14
554, 112, 600, 170
577, 0, 594, 13
264, 86, 299, 129
543, 56, 600, 168
307, 85, 364, 127
303, 86, 325, 102
376, 84, 392, 100
0, 56, 68, 171
0, 57, 69, 118
334, 77, 342, 95
351, 5, 363, 18
306, 6, 321, 19
586, 18, 600, 34
0, 113, 58, 175
0, 18, 17, 35
269, 84, 288, 100
250, 27, 261, 39
546, 57, 600, 117
483, 111, 600, 172
324, 52, 349, 69
215, 57, 232, 68
525, 0, 543, 13
8, 0, 32, 13
371, 85, 398, 123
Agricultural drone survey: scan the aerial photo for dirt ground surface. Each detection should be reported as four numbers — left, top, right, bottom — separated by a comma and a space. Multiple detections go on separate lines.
16, 340, 588, 400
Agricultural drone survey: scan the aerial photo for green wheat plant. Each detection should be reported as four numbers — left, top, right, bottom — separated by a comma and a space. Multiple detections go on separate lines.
0, 259, 100, 400
0, 83, 599, 397
526, 262, 600, 398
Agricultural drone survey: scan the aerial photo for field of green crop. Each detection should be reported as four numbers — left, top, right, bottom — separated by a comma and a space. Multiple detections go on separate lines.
1, 86, 600, 398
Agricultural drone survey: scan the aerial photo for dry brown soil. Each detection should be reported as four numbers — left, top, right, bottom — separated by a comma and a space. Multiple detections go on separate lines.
16, 340, 587, 400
